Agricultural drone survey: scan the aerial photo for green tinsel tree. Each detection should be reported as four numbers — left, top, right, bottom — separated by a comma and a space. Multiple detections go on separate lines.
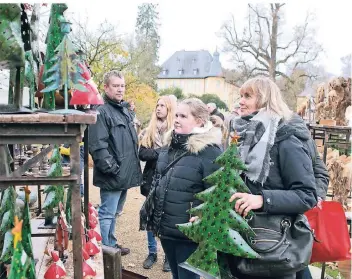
42, 4, 68, 110
43, 146, 65, 226
0, 186, 17, 264
177, 136, 260, 279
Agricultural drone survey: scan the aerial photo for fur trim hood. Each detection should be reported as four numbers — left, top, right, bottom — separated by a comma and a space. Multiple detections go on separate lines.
164, 121, 222, 154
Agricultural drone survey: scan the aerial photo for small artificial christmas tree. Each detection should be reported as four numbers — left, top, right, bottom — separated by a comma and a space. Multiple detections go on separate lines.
41, 16, 87, 114
43, 146, 65, 226
177, 135, 260, 278
8, 216, 36, 279
21, 186, 36, 279
42, 4, 68, 110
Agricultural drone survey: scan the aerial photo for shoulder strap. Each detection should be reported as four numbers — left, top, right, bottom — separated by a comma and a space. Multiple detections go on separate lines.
161, 151, 188, 177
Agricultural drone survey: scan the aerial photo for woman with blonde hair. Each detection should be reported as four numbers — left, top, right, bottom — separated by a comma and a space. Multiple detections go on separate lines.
149, 98, 222, 279
224, 77, 320, 279
139, 95, 176, 271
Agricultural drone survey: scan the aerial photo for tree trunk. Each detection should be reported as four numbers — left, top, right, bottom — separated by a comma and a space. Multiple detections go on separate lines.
270, 4, 280, 81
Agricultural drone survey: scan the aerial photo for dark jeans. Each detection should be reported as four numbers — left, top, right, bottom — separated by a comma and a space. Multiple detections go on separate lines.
296, 267, 312, 279
160, 238, 200, 279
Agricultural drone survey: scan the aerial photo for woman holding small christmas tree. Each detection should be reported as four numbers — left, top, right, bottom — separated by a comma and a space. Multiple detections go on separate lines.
138, 95, 176, 271
150, 98, 223, 279
226, 77, 318, 279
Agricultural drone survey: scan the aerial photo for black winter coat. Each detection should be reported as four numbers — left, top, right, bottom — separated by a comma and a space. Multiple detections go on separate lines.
88, 98, 142, 191
244, 117, 319, 214
152, 126, 222, 241
285, 114, 329, 199
139, 145, 161, 197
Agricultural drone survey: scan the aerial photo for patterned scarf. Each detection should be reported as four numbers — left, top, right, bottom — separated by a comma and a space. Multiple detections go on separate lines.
154, 119, 168, 148
232, 109, 281, 184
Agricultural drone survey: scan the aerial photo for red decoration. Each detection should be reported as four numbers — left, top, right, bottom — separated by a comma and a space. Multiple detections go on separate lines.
44, 250, 67, 279
305, 201, 351, 263
89, 229, 102, 242
83, 258, 97, 278
70, 63, 104, 105
55, 202, 69, 261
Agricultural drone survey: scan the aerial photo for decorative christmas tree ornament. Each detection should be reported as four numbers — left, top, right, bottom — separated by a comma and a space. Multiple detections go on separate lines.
41, 13, 88, 114
44, 249, 67, 279
82, 246, 97, 279
8, 216, 34, 279
84, 230, 100, 257
42, 4, 68, 110
88, 229, 102, 242
177, 134, 260, 278
88, 211, 98, 230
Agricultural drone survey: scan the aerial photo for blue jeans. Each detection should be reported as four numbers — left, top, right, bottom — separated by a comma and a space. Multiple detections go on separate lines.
99, 189, 127, 247
161, 238, 200, 279
116, 190, 127, 215
296, 267, 312, 279
147, 231, 157, 254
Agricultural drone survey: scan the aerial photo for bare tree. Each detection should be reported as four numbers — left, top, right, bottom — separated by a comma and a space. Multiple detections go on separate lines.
220, 3, 323, 82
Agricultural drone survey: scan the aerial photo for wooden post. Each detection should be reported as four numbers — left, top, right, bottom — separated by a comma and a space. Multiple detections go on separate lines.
102, 245, 122, 279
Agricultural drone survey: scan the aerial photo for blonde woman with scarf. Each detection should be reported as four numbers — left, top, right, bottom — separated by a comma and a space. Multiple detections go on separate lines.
224, 77, 319, 279
139, 95, 176, 271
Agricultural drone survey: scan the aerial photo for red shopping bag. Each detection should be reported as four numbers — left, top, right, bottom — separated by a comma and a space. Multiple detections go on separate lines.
305, 201, 351, 263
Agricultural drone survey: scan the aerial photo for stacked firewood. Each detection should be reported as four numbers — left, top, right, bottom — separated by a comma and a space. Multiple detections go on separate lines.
315, 77, 352, 125
326, 148, 352, 210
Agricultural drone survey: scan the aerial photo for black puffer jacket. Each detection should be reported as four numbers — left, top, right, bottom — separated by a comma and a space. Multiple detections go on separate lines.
88, 97, 142, 191
152, 125, 222, 241
285, 114, 329, 199
244, 116, 319, 214
139, 145, 161, 197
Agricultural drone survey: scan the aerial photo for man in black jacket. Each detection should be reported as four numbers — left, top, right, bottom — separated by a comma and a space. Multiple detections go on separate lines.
89, 70, 142, 255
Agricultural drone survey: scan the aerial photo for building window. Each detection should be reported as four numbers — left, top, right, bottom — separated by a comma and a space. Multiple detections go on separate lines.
178, 69, 184, 75
162, 69, 168, 75
216, 80, 221, 88
193, 68, 198, 75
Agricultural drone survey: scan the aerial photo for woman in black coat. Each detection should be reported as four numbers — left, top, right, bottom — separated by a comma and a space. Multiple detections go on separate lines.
139, 95, 176, 271
227, 77, 318, 279
152, 98, 223, 279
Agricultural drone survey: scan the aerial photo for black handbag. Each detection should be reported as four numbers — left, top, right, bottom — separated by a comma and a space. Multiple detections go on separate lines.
235, 213, 314, 277
139, 151, 188, 231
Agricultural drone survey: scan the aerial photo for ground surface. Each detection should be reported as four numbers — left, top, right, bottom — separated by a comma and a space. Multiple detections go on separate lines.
89, 169, 170, 279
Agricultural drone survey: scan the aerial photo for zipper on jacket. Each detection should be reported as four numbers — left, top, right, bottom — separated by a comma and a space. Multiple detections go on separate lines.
189, 202, 193, 219
252, 227, 281, 234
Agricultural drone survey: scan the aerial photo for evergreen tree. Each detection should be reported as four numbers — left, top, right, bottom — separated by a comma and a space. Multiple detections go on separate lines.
134, 3, 160, 88
177, 136, 260, 278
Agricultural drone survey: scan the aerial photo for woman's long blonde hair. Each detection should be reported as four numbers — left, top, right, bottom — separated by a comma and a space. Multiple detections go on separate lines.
240, 77, 293, 120
139, 96, 176, 148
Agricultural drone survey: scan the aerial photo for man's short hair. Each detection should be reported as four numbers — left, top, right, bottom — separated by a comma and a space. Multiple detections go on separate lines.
103, 70, 124, 86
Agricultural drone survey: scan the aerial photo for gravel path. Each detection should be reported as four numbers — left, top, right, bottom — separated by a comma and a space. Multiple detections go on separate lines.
89, 170, 171, 279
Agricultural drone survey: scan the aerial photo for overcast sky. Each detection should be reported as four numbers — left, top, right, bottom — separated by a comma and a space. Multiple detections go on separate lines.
65, 0, 352, 76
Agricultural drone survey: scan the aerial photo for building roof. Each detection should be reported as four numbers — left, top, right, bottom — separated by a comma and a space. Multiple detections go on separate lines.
158, 50, 224, 79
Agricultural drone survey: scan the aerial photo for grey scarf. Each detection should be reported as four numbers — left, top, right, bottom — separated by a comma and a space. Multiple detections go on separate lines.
233, 109, 281, 184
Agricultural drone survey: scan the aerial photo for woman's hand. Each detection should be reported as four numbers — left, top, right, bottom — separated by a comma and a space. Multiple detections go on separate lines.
229, 193, 264, 217
189, 216, 199, 223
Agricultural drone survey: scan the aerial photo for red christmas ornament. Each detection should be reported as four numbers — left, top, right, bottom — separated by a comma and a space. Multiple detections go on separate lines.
88, 212, 98, 229
70, 62, 104, 105
89, 228, 102, 242
44, 250, 67, 279
83, 258, 97, 278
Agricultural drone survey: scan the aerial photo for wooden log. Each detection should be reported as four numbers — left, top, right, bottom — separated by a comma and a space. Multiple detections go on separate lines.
102, 245, 122, 279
